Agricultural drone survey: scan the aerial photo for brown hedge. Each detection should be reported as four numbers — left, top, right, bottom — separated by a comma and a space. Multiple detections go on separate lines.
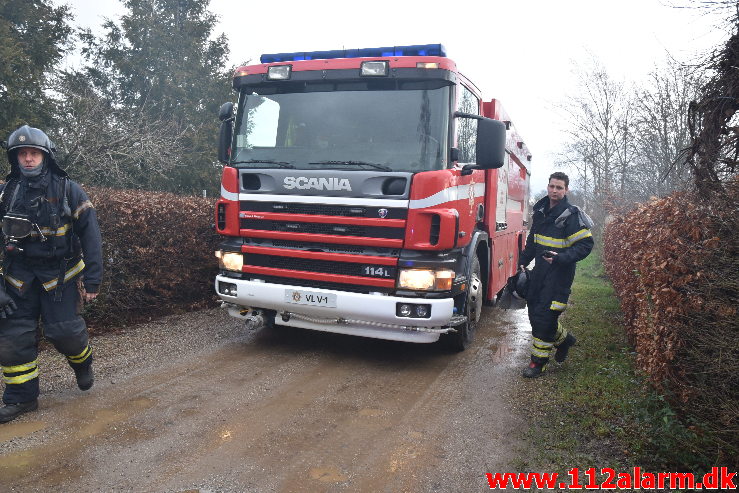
81, 187, 221, 329
603, 180, 738, 462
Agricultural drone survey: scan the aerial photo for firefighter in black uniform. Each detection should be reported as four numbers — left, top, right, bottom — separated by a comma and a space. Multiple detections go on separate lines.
518, 172, 593, 378
0, 125, 103, 423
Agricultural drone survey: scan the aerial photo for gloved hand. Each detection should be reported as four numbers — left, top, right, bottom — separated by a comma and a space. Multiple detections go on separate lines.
0, 284, 17, 318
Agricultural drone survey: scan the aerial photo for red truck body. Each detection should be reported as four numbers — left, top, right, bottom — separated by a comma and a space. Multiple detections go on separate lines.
214, 44, 531, 349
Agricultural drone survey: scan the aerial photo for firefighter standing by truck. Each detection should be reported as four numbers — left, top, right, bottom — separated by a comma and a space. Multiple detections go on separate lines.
518, 171, 593, 378
0, 125, 103, 423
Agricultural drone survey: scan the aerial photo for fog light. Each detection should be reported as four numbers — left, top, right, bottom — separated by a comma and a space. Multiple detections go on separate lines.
415, 305, 430, 318
219, 281, 237, 296
398, 304, 412, 317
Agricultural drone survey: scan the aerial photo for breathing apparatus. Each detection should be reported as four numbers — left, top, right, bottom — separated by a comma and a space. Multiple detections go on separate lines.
2, 212, 48, 254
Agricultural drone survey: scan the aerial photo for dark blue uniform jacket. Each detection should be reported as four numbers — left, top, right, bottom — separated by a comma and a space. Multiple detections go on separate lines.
0, 170, 102, 296
519, 195, 594, 311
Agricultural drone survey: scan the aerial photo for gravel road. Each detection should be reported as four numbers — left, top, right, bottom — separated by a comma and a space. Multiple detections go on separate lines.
0, 305, 532, 492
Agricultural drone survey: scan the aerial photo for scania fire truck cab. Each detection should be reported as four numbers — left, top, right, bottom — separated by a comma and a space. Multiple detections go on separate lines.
215, 44, 531, 350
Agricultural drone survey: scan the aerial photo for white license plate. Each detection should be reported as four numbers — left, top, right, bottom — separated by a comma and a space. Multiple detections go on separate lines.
284, 289, 337, 308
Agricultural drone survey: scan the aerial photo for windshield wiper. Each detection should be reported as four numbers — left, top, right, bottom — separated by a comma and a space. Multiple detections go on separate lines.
231, 159, 295, 168
308, 160, 392, 171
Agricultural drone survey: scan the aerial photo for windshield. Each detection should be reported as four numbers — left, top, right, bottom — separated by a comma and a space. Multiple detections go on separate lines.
232, 84, 450, 172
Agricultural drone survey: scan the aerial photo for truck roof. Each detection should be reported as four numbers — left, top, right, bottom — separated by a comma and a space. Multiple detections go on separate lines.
233, 43, 458, 77
234, 56, 457, 76
260, 44, 447, 63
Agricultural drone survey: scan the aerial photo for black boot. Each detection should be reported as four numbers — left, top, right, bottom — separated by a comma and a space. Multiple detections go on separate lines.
73, 363, 94, 391
554, 333, 577, 363
522, 357, 548, 378
0, 400, 38, 423
69, 351, 94, 391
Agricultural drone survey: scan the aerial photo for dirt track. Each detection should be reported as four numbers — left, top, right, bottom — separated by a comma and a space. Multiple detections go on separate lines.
0, 306, 531, 492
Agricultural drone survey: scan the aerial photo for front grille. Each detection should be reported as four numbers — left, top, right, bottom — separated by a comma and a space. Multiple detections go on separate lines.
270, 240, 366, 254
238, 199, 406, 294
267, 239, 400, 256
246, 254, 396, 279
241, 219, 404, 239
241, 201, 407, 219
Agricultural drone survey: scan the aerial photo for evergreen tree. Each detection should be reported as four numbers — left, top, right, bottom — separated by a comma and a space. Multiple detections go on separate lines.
75, 0, 232, 194
0, 0, 72, 139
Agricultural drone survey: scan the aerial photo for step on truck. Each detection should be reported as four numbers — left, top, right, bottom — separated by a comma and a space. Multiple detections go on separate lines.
214, 43, 531, 350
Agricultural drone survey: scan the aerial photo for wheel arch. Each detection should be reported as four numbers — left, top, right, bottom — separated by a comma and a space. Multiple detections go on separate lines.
464, 229, 490, 301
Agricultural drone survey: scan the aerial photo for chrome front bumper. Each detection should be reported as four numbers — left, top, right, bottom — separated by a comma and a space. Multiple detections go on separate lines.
215, 275, 456, 343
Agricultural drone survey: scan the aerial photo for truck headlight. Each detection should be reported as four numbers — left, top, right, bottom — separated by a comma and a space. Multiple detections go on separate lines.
397, 268, 454, 291
217, 251, 244, 272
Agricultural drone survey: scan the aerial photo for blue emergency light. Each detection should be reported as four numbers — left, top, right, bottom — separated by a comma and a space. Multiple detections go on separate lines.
260, 43, 447, 64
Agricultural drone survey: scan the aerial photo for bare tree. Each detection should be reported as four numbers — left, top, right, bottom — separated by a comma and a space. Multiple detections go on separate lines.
557, 60, 632, 225
629, 57, 705, 200
558, 55, 709, 222
686, 2, 739, 195
51, 74, 191, 189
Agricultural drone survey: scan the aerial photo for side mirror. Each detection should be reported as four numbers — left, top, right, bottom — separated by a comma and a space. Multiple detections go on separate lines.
218, 102, 234, 164
219, 101, 234, 122
218, 121, 233, 164
475, 118, 507, 169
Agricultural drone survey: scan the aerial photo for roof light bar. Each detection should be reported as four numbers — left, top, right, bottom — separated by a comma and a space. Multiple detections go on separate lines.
260, 43, 446, 64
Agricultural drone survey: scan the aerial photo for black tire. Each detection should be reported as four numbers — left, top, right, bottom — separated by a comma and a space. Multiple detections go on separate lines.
442, 256, 482, 352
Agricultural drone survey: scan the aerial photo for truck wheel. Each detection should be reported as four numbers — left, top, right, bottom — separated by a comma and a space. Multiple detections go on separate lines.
443, 256, 482, 351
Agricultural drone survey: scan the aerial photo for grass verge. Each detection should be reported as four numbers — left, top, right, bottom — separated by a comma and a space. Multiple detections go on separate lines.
512, 250, 717, 478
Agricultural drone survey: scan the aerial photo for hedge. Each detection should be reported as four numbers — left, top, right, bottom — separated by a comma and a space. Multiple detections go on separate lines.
81, 187, 221, 329
602, 179, 738, 464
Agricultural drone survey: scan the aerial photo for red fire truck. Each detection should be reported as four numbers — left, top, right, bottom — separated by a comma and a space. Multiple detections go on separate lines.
214, 44, 531, 350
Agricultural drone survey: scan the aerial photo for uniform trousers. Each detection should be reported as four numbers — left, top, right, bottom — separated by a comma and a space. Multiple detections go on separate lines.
0, 276, 90, 404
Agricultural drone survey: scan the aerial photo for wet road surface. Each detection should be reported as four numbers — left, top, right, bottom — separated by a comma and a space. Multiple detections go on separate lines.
0, 307, 531, 492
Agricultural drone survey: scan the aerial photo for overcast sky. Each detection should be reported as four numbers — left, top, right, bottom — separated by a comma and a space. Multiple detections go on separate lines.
64, 0, 727, 192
